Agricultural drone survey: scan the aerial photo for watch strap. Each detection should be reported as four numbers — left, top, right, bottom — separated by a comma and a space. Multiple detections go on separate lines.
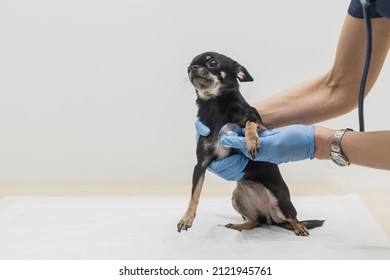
330, 128, 353, 166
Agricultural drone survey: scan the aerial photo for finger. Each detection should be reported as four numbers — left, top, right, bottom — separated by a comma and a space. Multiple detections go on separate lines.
208, 154, 248, 181
219, 135, 247, 149
259, 129, 279, 137
195, 119, 210, 136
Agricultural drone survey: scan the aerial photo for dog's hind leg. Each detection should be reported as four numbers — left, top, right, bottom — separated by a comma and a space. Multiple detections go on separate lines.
286, 217, 309, 236
248, 162, 311, 236
226, 180, 271, 231
268, 183, 310, 236
226, 219, 257, 231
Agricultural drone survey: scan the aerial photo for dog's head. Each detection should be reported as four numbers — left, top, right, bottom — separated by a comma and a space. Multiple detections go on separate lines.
188, 52, 253, 100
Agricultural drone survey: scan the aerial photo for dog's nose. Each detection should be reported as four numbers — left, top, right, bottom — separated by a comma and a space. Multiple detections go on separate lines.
188, 65, 199, 73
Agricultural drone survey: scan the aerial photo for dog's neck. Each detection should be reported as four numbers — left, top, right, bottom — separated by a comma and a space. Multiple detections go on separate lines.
196, 88, 245, 132
195, 76, 239, 101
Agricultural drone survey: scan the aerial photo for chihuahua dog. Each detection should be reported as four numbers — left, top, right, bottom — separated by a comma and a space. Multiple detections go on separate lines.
177, 52, 324, 235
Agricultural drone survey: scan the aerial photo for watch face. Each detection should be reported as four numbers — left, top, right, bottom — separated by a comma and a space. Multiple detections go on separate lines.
331, 153, 348, 167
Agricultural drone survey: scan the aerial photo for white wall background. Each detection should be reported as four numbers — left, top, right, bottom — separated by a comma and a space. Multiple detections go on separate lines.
0, 0, 389, 186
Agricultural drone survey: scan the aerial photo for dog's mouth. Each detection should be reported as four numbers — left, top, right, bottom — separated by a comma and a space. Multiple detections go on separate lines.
188, 66, 214, 89
189, 70, 222, 100
190, 74, 213, 90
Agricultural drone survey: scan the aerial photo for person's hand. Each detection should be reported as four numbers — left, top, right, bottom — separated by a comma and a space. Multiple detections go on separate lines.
195, 120, 248, 181
207, 154, 248, 181
220, 124, 315, 164
195, 118, 210, 142
194, 120, 314, 180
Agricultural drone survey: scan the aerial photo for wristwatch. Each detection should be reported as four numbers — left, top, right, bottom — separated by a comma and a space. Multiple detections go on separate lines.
330, 128, 353, 167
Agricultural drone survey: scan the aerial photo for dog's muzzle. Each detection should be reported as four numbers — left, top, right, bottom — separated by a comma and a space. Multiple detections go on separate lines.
188, 66, 213, 89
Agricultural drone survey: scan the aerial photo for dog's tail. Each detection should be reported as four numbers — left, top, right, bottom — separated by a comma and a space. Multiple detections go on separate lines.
277, 220, 325, 231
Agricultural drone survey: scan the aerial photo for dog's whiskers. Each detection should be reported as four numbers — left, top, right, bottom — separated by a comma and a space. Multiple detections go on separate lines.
181, 76, 190, 85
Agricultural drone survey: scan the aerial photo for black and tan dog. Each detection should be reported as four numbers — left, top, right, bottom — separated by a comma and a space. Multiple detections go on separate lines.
177, 52, 324, 235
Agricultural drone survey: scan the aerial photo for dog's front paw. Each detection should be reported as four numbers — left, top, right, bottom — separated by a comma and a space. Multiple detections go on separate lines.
246, 132, 260, 159
177, 214, 195, 233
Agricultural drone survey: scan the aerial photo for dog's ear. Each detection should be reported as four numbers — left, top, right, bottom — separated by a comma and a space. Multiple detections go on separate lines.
235, 62, 253, 82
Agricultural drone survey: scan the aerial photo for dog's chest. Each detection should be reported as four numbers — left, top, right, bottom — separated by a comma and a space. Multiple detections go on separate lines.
202, 137, 231, 161
213, 141, 231, 160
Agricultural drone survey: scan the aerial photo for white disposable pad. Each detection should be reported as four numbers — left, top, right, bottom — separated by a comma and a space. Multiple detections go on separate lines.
0, 195, 389, 259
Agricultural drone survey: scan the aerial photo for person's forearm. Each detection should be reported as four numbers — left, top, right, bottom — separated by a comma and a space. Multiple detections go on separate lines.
314, 126, 390, 170
254, 16, 390, 129
254, 74, 356, 128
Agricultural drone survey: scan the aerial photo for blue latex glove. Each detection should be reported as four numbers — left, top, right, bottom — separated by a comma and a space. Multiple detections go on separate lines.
220, 124, 315, 164
208, 154, 248, 181
195, 120, 248, 181
195, 119, 211, 137
195, 119, 210, 142
194, 120, 315, 181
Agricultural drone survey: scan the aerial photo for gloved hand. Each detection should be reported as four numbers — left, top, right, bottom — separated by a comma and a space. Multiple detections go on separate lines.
195, 120, 248, 181
195, 119, 210, 142
220, 124, 315, 164
194, 120, 315, 181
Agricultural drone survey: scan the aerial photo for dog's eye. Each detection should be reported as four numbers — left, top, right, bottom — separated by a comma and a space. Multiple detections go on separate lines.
207, 59, 220, 68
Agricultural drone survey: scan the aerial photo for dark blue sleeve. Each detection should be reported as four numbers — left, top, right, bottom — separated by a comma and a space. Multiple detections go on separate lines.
348, 0, 389, 19
377, 0, 390, 18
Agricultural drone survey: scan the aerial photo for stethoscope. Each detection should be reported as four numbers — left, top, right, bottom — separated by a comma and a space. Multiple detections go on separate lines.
359, 0, 374, 132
